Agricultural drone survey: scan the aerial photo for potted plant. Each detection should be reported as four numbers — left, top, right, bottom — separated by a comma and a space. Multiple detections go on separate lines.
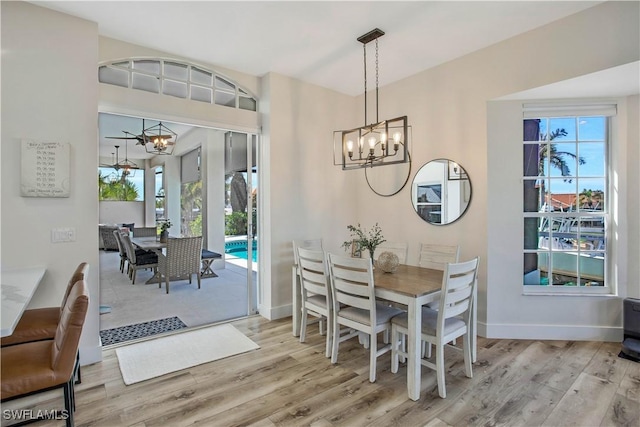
158, 219, 172, 243
342, 223, 386, 265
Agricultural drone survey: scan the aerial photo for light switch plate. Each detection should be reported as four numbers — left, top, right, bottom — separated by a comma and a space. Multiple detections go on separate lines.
51, 227, 76, 243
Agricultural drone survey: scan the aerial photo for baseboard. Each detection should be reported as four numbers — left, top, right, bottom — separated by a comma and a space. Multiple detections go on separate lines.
258, 303, 291, 321
483, 321, 623, 342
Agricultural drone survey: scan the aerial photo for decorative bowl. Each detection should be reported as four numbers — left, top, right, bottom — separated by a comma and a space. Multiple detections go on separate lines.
376, 251, 399, 273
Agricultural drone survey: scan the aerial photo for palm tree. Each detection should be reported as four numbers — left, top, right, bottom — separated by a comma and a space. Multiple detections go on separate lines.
539, 128, 586, 182
98, 171, 139, 201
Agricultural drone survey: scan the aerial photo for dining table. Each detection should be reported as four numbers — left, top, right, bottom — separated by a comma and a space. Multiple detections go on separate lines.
131, 236, 166, 284
1, 267, 47, 337
131, 236, 167, 252
291, 261, 477, 402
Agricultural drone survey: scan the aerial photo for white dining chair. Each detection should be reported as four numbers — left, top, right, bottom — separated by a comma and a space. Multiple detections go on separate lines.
418, 243, 460, 270
292, 239, 324, 335
327, 252, 404, 383
292, 238, 323, 266
391, 257, 479, 398
297, 247, 332, 358
374, 242, 408, 265
418, 243, 461, 355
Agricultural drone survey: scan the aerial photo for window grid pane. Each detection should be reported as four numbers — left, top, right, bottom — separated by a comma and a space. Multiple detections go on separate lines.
522, 115, 607, 289
100, 58, 256, 112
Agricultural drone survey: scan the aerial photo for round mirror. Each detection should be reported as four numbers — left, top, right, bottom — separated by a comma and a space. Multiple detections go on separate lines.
365, 154, 412, 197
411, 159, 472, 225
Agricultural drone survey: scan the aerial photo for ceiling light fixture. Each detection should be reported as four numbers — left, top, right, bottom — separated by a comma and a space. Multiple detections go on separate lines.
99, 142, 140, 180
334, 28, 409, 170
143, 120, 177, 155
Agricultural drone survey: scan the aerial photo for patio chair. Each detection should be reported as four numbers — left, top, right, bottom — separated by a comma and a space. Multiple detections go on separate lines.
132, 227, 157, 238
158, 236, 203, 294
122, 233, 158, 285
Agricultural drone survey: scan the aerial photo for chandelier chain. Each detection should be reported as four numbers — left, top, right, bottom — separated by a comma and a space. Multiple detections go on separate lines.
375, 38, 379, 124
363, 43, 368, 126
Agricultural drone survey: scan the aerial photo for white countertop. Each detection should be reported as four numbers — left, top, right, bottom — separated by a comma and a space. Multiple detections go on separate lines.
1, 267, 47, 337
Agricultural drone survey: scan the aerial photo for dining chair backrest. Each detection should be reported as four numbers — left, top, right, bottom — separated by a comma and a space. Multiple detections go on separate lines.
52, 280, 89, 374
292, 238, 323, 266
297, 247, 329, 299
327, 253, 376, 322
375, 242, 408, 264
132, 227, 157, 238
120, 233, 138, 264
418, 243, 460, 270
164, 236, 203, 277
437, 257, 479, 328
60, 262, 90, 315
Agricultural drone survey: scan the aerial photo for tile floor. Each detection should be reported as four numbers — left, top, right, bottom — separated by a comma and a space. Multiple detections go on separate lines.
99, 250, 253, 332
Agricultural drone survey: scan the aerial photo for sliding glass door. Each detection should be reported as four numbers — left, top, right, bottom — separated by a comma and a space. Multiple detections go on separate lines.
224, 132, 258, 314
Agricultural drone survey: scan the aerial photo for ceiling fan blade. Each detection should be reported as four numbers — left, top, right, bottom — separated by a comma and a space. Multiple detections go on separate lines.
106, 136, 139, 140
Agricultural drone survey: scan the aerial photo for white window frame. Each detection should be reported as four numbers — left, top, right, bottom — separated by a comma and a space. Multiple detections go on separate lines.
522, 103, 616, 296
98, 58, 258, 112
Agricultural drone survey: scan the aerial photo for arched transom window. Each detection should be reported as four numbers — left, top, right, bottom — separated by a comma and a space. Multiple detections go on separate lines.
99, 58, 257, 112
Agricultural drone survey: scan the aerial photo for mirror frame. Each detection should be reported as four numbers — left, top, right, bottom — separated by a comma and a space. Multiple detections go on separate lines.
365, 152, 412, 197
411, 158, 472, 226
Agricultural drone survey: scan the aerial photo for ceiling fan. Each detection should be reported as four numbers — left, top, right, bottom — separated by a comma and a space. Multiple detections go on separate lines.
105, 119, 177, 154
99, 142, 140, 177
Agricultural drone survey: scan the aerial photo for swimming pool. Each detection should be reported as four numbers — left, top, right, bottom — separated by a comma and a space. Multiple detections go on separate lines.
225, 240, 258, 262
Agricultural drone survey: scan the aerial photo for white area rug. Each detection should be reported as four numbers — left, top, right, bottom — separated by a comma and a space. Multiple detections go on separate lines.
115, 323, 259, 385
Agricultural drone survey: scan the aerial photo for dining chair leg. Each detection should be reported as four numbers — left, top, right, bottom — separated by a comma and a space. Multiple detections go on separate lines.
436, 342, 446, 398
463, 333, 473, 378
331, 318, 340, 364
197, 274, 201, 289
63, 379, 74, 427
391, 327, 400, 374
369, 333, 378, 382
299, 308, 308, 343
325, 315, 332, 358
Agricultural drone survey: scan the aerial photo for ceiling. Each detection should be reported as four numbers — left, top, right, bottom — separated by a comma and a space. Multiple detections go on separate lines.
33, 1, 604, 96
34, 1, 628, 160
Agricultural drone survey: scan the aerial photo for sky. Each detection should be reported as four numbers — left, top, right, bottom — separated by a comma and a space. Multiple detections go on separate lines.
531, 116, 606, 194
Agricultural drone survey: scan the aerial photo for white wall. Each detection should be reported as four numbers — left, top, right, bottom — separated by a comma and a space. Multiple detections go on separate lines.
352, 1, 639, 340
99, 201, 145, 226
259, 72, 357, 319
1, 2, 101, 363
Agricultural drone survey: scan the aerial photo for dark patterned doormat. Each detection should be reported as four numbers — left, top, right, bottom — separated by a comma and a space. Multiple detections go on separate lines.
100, 317, 188, 346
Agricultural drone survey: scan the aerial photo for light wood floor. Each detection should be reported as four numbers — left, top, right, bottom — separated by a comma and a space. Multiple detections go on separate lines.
6, 316, 640, 427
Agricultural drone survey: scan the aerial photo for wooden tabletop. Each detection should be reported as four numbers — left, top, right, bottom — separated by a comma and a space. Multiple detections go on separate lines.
374, 264, 443, 297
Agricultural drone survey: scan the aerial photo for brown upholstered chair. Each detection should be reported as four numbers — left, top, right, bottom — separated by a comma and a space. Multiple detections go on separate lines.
1, 262, 89, 347
1, 280, 89, 427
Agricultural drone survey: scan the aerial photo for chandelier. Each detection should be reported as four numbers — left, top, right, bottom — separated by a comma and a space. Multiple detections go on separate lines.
143, 121, 177, 155
335, 28, 409, 170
